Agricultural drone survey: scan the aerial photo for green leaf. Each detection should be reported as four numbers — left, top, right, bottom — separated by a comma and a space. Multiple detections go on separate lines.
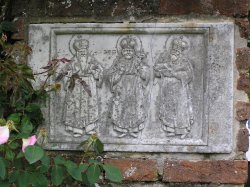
103, 164, 122, 183
77, 140, 88, 149
13, 159, 22, 170
17, 172, 30, 187
86, 163, 101, 185
64, 175, 74, 185
54, 155, 66, 165
65, 161, 82, 181
38, 174, 48, 187
9, 142, 19, 150
79, 163, 89, 172
5, 148, 15, 161
22, 66, 34, 79
39, 155, 50, 173
30, 173, 48, 187
68, 76, 76, 91
82, 173, 98, 187
25, 103, 40, 113
41, 154, 50, 168
0, 181, 9, 187
93, 138, 104, 154
7, 113, 21, 124
21, 115, 33, 135
16, 151, 24, 159
14, 100, 25, 111
88, 159, 100, 164
24, 145, 44, 164
51, 165, 65, 186
1, 21, 15, 32
0, 157, 6, 179
9, 170, 19, 183
39, 165, 49, 174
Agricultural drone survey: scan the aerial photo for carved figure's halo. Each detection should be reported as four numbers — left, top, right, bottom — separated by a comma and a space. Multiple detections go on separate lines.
116, 35, 142, 54
164, 35, 190, 51
69, 35, 87, 56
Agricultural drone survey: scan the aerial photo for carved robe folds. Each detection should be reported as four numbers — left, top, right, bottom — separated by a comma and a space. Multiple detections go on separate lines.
154, 37, 194, 139
63, 55, 103, 137
109, 55, 149, 138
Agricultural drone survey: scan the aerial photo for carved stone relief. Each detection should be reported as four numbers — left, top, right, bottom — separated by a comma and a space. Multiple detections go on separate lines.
109, 35, 150, 138
61, 35, 103, 137
153, 36, 194, 139
28, 23, 234, 153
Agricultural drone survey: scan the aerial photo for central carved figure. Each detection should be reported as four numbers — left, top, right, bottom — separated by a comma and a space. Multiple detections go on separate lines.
109, 35, 149, 138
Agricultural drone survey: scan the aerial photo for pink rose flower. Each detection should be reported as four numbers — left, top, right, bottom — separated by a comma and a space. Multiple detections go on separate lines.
0, 126, 9, 144
22, 135, 37, 152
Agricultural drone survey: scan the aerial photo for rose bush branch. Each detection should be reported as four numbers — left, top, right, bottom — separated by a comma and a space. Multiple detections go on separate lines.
0, 24, 122, 187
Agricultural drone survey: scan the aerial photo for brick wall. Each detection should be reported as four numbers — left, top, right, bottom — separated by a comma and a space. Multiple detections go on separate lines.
10, 0, 249, 186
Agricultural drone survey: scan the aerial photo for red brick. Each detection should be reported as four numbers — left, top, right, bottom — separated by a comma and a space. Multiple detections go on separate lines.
159, 0, 208, 15
11, 17, 25, 40
212, 0, 247, 16
237, 128, 249, 152
104, 159, 158, 181
237, 72, 250, 92
236, 48, 250, 70
235, 18, 249, 39
234, 0, 248, 16
163, 160, 248, 184
236, 101, 250, 121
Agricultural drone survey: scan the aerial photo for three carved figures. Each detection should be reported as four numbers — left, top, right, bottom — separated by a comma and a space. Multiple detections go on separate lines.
59, 35, 194, 139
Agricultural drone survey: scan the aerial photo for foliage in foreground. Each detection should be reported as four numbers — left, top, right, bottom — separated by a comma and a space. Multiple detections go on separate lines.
0, 22, 122, 187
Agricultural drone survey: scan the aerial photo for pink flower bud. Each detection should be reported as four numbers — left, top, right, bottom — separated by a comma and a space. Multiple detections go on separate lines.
0, 126, 9, 144
22, 135, 37, 152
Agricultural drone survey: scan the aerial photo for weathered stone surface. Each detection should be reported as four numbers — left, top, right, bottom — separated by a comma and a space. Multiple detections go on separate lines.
236, 47, 250, 70
10, 0, 247, 19
105, 159, 158, 181
45, 0, 159, 19
237, 128, 249, 152
11, 0, 28, 17
212, 0, 247, 16
11, 0, 46, 17
29, 22, 234, 153
159, 0, 248, 16
163, 160, 248, 184
237, 72, 250, 92
93, 0, 160, 19
46, 0, 94, 17
235, 18, 249, 39
236, 101, 250, 121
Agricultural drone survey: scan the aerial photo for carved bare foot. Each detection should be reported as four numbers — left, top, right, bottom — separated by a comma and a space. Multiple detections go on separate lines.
86, 131, 96, 135
180, 133, 188, 139
73, 133, 82, 138
117, 133, 127, 138
65, 126, 73, 132
73, 128, 83, 138
166, 132, 175, 137
129, 132, 138, 138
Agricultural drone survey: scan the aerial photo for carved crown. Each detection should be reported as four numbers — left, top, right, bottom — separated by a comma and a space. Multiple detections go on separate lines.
120, 37, 137, 49
72, 37, 89, 51
171, 36, 188, 52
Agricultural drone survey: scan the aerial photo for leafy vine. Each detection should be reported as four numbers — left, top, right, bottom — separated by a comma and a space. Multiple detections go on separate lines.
0, 21, 122, 187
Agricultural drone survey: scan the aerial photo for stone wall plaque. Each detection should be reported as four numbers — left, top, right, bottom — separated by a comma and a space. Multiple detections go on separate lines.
28, 22, 234, 153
